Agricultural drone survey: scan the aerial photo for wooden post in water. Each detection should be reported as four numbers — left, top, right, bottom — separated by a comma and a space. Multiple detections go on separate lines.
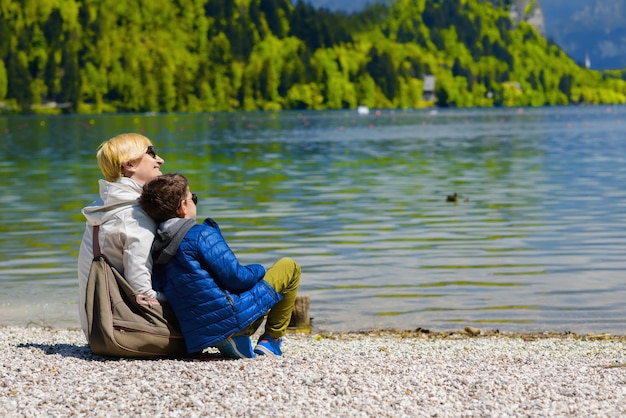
288, 294, 311, 332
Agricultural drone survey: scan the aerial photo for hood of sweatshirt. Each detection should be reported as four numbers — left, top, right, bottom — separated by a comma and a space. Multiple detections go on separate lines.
152, 218, 197, 264
82, 178, 144, 225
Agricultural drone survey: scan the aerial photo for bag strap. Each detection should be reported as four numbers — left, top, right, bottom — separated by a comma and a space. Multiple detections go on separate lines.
93, 225, 101, 257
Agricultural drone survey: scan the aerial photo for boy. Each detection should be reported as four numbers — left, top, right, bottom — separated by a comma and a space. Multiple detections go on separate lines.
139, 173, 301, 359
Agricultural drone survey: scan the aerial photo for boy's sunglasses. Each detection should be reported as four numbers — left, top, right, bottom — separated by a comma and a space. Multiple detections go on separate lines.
146, 145, 157, 159
183, 194, 198, 205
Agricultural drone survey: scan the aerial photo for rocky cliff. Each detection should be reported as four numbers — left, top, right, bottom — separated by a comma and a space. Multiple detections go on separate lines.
508, 0, 545, 36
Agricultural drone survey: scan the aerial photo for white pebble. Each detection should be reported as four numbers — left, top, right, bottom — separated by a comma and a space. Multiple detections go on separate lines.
1, 327, 625, 416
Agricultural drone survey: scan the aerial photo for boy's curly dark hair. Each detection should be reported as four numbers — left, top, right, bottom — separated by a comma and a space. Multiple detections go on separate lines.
139, 173, 189, 223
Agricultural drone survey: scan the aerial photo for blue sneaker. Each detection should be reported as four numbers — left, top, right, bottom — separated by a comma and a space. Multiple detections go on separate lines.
214, 335, 255, 359
254, 334, 283, 356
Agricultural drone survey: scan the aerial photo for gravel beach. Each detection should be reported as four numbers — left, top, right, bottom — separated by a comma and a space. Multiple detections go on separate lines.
1, 326, 625, 417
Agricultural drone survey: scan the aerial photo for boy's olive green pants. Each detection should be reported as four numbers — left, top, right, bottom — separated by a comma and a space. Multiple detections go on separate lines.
245, 257, 301, 338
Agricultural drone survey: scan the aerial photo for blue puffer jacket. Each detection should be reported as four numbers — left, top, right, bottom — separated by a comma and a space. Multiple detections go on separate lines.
151, 217, 281, 353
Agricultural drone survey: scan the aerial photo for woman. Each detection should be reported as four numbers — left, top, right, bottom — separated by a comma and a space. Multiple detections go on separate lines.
77, 133, 165, 340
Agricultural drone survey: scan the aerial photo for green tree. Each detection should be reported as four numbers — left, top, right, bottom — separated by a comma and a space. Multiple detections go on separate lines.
59, 41, 80, 112
0, 60, 7, 100
366, 47, 398, 101
260, 0, 284, 38
7, 52, 33, 112
559, 74, 573, 101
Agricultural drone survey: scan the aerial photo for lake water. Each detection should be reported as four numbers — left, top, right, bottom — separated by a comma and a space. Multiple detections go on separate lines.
1, 106, 625, 334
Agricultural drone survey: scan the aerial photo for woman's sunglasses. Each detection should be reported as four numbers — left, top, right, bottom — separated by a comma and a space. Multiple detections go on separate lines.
146, 145, 157, 159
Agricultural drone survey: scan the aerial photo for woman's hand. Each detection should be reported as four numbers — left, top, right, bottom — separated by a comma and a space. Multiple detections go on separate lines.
135, 294, 161, 307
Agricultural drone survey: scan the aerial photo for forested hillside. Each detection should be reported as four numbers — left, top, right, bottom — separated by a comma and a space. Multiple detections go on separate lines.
1, 0, 625, 114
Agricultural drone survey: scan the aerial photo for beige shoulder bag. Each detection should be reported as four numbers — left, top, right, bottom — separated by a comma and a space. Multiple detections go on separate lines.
85, 225, 187, 357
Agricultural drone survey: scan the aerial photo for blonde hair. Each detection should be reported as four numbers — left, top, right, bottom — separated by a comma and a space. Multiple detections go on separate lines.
97, 133, 152, 182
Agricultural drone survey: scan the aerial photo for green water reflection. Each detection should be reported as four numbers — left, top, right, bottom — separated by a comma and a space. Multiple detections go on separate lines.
1, 107, 626, 333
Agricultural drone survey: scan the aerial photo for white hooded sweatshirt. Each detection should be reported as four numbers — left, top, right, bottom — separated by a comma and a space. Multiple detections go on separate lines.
77, 177, 164, 340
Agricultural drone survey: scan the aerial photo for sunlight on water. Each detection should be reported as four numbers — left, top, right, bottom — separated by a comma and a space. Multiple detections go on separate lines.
0, 107, 625, 333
